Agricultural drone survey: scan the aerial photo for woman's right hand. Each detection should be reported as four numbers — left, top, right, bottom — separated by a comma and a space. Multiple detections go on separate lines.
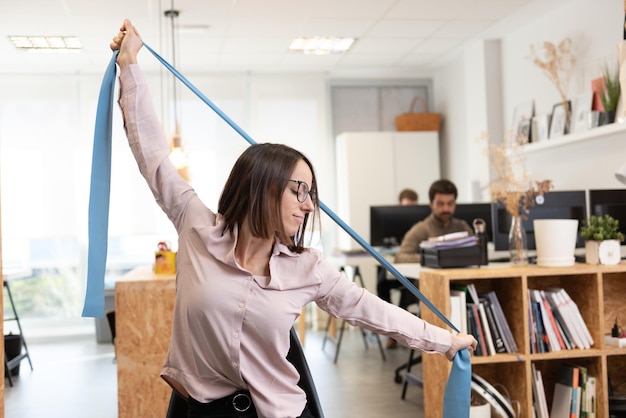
110, 18, 143, 69
445, 332, 477, 361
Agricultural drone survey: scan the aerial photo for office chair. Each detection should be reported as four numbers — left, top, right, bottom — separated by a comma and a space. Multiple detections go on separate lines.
105, 310, 116, 362
166, 327, 324, 418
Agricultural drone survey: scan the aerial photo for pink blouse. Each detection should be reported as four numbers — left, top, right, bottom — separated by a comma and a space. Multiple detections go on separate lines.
117, 64, 452, 418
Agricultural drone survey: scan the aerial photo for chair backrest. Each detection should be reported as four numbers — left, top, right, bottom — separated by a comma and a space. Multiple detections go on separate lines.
166, 327, 325, 418
287, 327, 325, 418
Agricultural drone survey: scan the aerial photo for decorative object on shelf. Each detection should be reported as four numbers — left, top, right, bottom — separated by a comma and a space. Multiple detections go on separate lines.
549, 100, 572, 138
580, 214, 624, 265
528, 37, 576, 129
511, 100, 534, 144
598, 62, 621, 125
394, 96, 441, 132
533, 219, 579, 267
531, 114, 550, 142
571, 92, 593, 133
484, 136, 553, 266
509, 215, 528, 265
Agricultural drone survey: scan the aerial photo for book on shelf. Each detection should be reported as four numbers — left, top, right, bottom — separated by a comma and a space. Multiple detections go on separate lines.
556, 363, 587, 418
528, 291, 549, 353
532, 363, 550, 418
530, 289, 562, 352
467, 303, 486, 356
449, 292, 463, 333
553, 288, 594, 348
477, 301, 496, 355
585, 376, 596, 418
551, 382, 574, 418
481, 298, 507, 353
540, 290, 567, 350
528, 292, 539, 353
449, 289, 467, 334
481, 290, 518, 353
543, 288, 593, 349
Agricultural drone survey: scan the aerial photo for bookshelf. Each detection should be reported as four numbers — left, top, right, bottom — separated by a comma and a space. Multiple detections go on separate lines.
418, 263, 626, 418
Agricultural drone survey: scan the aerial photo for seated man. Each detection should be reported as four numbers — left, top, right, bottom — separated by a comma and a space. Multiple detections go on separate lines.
397, 188, 418, 206
380, 179, 473, 348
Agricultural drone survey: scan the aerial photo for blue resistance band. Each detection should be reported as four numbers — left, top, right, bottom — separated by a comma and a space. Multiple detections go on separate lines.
83, 43, 471, 418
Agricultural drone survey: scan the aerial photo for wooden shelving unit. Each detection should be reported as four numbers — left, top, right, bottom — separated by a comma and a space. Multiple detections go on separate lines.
418, 263, 626, 418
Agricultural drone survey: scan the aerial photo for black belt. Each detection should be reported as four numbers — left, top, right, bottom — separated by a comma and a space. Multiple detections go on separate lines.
189, 390, 256, 417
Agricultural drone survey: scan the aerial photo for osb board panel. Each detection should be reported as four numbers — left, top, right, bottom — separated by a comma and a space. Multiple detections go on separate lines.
116, 277, 176, 418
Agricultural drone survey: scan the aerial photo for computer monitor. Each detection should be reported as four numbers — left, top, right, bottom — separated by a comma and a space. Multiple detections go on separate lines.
453, 203, 494, 242
491, 190, 587, 251
369, 205, 431, 247
588, 189, 626, 239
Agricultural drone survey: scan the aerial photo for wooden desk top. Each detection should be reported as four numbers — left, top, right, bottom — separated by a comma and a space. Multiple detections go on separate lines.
117, 265, 175, 283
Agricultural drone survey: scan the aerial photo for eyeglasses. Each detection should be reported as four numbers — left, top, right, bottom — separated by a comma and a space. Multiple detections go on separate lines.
286, 179, 312, 203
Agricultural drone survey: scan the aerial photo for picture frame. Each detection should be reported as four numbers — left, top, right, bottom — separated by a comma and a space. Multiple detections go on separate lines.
549, 101, 571, 139
517, 118, 531, 144
571, 92, 593, 133
511, 100, 535, 145
531, 114, 550, 142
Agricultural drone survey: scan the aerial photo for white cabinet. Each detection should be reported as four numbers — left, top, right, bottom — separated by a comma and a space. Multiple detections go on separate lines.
335, 131, 440, 251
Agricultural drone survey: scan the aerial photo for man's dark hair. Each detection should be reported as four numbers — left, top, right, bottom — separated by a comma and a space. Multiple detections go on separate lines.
398, 188, 418, 203
428, 179, 458, 202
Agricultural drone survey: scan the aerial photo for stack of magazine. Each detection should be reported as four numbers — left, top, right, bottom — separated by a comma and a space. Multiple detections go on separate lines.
419, 231, 478, 250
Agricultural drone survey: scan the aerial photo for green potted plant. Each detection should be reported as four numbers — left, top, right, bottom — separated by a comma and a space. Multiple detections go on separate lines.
580, 214, 624, 265
599, 63, 621, 124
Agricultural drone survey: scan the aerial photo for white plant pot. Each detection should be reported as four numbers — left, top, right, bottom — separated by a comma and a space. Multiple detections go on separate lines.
533, 219, 579, 267
585, 240, 621, 265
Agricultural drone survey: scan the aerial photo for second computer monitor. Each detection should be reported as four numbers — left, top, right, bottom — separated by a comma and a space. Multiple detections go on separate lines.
491, 190, 587, 251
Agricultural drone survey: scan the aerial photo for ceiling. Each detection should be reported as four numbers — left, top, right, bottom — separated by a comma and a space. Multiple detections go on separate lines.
1, 0, 560, 76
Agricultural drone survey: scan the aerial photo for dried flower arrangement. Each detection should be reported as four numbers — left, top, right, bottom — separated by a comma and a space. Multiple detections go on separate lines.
485, 138, 553, 219
484, 135, 553, 263
528, 37, 576, 106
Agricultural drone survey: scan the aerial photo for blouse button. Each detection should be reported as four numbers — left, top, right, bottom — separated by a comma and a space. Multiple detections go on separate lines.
238, 302, 245, 309
232, 362, 238, 368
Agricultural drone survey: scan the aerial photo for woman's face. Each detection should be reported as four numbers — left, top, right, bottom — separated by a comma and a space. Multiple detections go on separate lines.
281, 159, 315, 237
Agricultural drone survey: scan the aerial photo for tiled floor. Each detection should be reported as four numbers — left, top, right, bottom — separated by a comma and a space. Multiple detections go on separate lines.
5, 323, 426, 418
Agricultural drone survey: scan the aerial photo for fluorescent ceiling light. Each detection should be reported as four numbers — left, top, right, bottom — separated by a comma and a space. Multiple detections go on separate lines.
289, 36, 355, 55
9, 36, 82, 52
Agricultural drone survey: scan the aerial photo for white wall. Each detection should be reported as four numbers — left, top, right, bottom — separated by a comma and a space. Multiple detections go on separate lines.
434, 0, 625, 197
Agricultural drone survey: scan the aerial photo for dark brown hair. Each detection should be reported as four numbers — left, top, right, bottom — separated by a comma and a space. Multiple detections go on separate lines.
218, 143, 319, 253
398, 188, 418, 203
428, 179, 458, 202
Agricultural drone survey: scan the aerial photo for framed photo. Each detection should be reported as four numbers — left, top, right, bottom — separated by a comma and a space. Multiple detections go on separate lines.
511, 100, 535, 145
517, 118, 531, 144
531, 114, 550, 142
549, 101, 571, 139
571, 92, 593, 133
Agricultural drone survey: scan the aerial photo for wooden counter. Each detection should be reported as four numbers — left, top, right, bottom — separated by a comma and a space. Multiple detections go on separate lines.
115, 265, 175, 418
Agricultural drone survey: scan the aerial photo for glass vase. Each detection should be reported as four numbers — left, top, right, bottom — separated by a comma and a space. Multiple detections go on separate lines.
508, 215, 528, 266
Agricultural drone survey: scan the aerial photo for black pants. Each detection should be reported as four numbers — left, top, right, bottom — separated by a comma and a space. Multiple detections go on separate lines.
166, 390, 315, 418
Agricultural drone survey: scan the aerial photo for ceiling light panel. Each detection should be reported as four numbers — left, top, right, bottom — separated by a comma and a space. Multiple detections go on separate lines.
9, 36, 82, 51
289, 36, 355, 55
